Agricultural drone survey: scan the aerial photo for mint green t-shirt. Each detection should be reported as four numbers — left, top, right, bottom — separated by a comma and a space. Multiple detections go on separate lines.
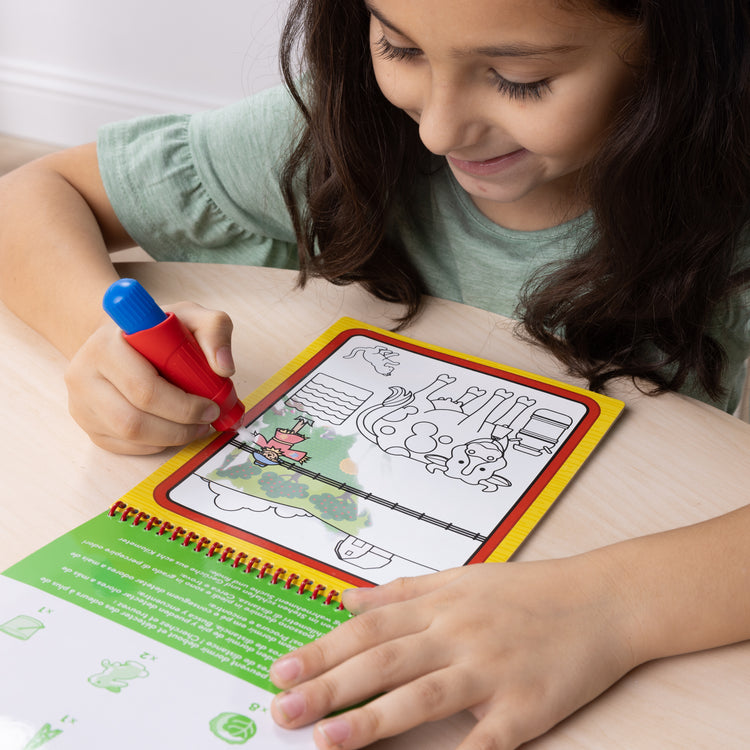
97, 84, 750, 413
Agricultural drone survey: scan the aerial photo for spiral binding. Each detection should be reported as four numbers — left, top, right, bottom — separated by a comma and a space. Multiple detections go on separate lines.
109, 501, 344, 609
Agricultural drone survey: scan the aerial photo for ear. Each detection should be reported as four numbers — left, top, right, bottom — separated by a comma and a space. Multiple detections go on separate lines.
490, 475, 512, 487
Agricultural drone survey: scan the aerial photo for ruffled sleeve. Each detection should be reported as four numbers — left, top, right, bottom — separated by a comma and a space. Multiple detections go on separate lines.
97, 84, 302, 268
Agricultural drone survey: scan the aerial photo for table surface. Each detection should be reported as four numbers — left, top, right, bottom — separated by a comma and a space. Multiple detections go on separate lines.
2, 262, 749, 749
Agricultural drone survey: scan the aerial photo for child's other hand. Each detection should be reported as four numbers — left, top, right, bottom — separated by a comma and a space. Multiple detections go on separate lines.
65, 301, 236, 454
269, 557, 638, 750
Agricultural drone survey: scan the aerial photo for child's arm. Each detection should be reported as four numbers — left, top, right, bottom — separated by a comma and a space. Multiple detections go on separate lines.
269, 502, 750, 750
0, 144, 236, 453
0, 144, 127, 356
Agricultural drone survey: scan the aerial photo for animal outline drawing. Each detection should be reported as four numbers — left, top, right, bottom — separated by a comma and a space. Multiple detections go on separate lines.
342, 345, 401, 375
356, 374, 537, 491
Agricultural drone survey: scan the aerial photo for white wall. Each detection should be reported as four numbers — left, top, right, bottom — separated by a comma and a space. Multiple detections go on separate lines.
0, 0, 291, 146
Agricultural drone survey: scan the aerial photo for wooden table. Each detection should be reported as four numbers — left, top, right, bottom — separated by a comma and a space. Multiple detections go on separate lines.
2, 262, 749, 748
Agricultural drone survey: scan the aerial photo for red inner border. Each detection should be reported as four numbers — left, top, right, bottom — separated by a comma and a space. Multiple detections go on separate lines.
153, 328, 600, 586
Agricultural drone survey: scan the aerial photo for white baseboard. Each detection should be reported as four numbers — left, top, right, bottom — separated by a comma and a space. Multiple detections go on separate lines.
0, 58, 227, 146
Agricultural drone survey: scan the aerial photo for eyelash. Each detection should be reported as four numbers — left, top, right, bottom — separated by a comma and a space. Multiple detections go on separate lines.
374, 35, 420, 62
491, 74, 551, 101
374, 35, 552, 102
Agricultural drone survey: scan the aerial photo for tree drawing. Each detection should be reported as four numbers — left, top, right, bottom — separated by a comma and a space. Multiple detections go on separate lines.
206, 410, 372, 536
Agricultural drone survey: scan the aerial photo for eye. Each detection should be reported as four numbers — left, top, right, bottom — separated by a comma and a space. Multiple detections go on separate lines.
375, 35, 422, 62
491, 73, 552, 101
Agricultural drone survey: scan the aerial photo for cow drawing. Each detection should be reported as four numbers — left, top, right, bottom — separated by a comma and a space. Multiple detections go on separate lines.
356, 374, 536, 491
425, 437, 513, 491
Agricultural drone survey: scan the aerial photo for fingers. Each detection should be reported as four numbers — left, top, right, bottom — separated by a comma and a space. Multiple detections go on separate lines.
271, 578, 483, 747
169, 302, 235, 377
310, 696, 549, 750
273, 631, 445, 728
343, 568, 466, 614
271, 603, 434, 731
96, 338, 219, 424
271, 595, 432, 692
78, 393, 214, 454
270, 558, 635, 750
271, 571, 468, 706
65, 301, 238, 453
310, 666, 487, 749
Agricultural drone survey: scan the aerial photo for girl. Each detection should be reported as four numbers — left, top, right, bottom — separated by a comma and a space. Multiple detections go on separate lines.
0, 0, 748, 748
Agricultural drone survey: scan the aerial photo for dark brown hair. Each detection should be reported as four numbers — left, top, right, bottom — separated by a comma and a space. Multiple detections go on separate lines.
279, 0, 750, 399
279, 1, 425, 323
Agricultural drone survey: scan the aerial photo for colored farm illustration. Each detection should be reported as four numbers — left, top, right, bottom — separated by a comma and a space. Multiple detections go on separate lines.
167, 333, 590, 581
252, 416, 314, 465
206, 405, 372, 538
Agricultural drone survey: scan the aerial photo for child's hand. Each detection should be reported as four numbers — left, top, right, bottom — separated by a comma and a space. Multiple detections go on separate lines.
270, 556, 638, 750
64, 301, 236, 454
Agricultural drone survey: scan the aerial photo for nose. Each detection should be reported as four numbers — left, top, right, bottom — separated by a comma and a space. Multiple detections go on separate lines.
461, 458, 481, 476
417, 77, 487, 156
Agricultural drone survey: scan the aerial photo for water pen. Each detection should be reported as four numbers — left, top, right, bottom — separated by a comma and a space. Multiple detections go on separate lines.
102, 278, 245, 431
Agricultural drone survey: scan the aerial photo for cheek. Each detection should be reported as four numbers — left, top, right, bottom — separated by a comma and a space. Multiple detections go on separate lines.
369, 29, 422, 118
371, 57, 395, 104
371, 59, 422, 119
513, 75, 628, 161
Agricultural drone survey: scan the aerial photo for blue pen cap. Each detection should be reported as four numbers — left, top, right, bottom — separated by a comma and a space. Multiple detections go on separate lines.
103, 278, 168, 335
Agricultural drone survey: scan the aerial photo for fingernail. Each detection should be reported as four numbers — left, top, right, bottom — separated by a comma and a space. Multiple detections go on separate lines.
216, 346, 235, 374
271, 655, 302, 684
195, 424, 213, 437
201, 404, 220, 423
318, 718, 351, 747
340, 588, 362, 614
274, 690, 305, 722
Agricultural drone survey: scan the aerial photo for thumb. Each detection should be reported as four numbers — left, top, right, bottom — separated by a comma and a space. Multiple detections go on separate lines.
167, 302, 236, 377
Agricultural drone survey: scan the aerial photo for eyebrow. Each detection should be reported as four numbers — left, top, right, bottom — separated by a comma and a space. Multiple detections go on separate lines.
365, 2, 581, 58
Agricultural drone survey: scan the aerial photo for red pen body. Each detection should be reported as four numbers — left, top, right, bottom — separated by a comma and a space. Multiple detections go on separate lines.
123, 312, 244, 431
104, 278, 245, 432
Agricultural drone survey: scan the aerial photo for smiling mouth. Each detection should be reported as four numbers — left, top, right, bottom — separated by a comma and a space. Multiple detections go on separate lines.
447, 149, 527, 176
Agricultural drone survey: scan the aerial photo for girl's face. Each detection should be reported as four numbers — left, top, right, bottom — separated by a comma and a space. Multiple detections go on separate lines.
368, 0, 640, 230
